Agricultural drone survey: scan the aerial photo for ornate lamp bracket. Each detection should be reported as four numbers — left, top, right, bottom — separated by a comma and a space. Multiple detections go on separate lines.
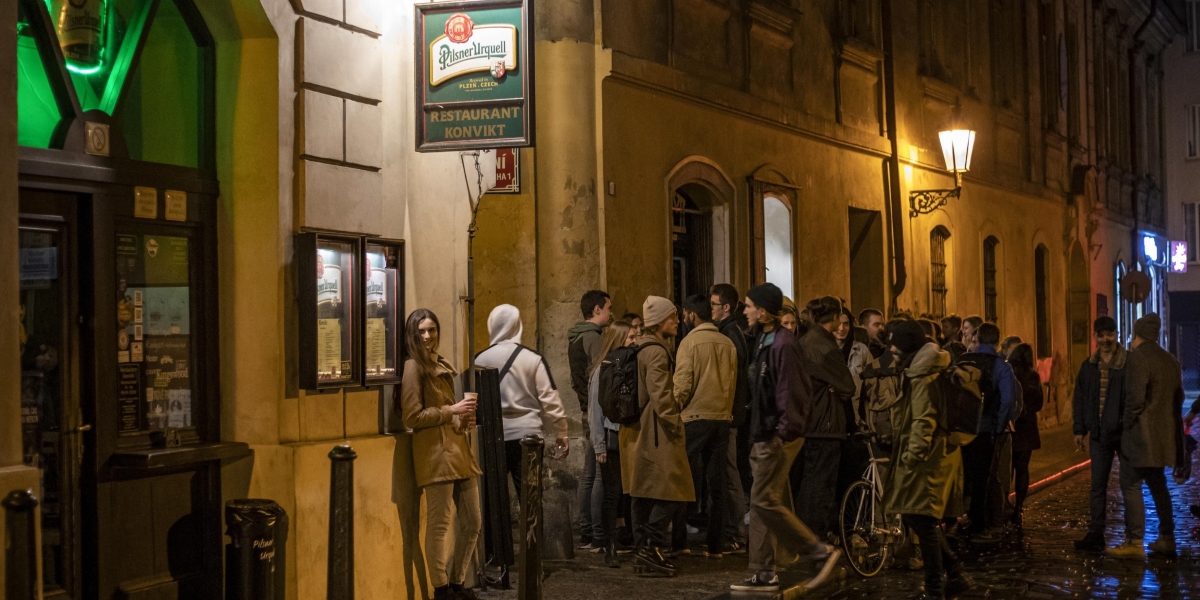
908, 186, 960, 217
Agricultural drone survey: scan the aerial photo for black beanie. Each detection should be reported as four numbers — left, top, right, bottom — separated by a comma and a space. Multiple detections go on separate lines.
888, 320, 927, 355
746, 283, 784, 315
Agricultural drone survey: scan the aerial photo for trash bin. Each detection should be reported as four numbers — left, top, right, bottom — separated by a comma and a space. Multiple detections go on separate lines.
226, 499, 288, 600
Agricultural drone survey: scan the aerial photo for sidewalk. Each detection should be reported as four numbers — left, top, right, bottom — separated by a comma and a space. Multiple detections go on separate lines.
1015, 423, 1090, 500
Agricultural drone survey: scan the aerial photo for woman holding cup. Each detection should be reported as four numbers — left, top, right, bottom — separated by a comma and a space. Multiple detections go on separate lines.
399, 308, 482, 600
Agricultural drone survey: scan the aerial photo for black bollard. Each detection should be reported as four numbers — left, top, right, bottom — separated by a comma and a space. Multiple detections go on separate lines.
327, 444, 357, 600
4, 489, 37, 600
225, 499, 282, 600
517, 435, 544, 600
475, 367, 514, 588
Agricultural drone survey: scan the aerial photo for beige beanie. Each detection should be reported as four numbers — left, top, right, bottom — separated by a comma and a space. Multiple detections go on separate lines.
642, 295, 676, 328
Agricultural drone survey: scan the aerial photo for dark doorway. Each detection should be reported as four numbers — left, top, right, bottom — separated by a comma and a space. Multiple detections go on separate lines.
848, 208, 885, 315
672, 187, 714, 306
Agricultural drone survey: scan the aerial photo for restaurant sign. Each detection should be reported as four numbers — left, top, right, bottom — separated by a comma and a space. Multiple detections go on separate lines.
415, 0, 534, 151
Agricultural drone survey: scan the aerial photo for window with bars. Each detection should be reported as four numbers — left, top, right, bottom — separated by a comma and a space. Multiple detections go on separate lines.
930, 226, 951, 317
1188, 104, 1200, 159
984, 236, 999, 322
1186, 203, 1199, 263
1188, 0, 1200, 53
1035, 245, 1051, 358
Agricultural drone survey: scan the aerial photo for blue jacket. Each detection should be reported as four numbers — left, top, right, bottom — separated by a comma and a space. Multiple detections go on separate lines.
960, 346, 1022, 434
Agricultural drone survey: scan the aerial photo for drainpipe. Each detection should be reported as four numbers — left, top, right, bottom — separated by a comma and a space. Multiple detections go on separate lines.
1128, 0, 1156, 267
881, 0, 907, 312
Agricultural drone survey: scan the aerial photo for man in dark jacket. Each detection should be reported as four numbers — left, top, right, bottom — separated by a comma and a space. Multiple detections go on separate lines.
796, 296, 857, 539
568, 289, 611, 548
940, 314, 967, 362
1107, 313, 1186, 559
712, 283, 751, 550
1071, 316, 1127, 551
731, 284, 841, 593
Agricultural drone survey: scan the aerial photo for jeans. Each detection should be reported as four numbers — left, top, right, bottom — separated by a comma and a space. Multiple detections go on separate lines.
796, 438, 841, 539
424, 478, 482, 588
903, 514, 964, 595
685, 420, 730, 553
1087, 438, 1121, 535
632, 497, 684, 550
505, 439, 524, 494
724, 427, 747, 543
961, 433, 996, 529
748, 437, 822, 572
578, 413, 598, 541
1119, 464, 1175, 542
597, 430, 624, 546
1011, 449, 1033, 516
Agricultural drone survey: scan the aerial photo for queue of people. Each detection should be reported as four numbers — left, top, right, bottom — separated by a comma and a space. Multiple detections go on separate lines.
394, 282, 1193, 600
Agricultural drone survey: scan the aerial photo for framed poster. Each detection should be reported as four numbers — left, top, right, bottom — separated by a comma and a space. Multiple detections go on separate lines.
414, 0, 534, 151
363, 239, 405, 385
297, 232, 363, 390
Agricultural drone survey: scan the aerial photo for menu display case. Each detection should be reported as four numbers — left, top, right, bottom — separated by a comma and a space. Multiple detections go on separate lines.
298, 232, 361, 390
363, 239, 404, 385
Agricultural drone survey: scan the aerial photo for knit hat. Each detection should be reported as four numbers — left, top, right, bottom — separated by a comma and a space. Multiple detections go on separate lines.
746, 283, 784, 315
642, 296, 675, 328
1134, 313, 1161, 342
887, 320, 927, 355
487, 304, 523, 345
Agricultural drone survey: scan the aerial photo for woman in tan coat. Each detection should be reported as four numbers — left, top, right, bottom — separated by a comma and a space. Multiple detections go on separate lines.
398, 308, 482, 600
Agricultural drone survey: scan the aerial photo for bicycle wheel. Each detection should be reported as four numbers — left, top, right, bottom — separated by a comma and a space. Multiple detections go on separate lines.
839, 480, 889, 577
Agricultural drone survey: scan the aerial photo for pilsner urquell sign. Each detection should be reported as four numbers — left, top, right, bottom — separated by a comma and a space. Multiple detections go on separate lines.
415, 0, 534, 151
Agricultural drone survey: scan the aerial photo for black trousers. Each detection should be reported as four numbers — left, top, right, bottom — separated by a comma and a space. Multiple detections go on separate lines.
796, 438, 841, 539
961, 433, 996, 529
1087, 438, 1121, 535
632, 497, 684, 550
597, 430, 625, 546
903, 514, 963, 595
505, 439, 524, 494
684, 420, 730, 553
1011, 449, 1033, 515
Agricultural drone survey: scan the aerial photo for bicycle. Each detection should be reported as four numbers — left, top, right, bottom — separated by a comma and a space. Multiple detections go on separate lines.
839, 431, 906, 577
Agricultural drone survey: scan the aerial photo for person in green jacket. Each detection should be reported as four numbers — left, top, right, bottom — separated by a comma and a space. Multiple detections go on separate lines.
883, 321, 976, 600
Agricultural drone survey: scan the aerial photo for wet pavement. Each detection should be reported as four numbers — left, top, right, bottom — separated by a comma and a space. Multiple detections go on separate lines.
483, 459, 1200, 599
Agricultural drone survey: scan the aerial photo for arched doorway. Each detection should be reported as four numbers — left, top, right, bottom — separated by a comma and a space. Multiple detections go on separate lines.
666, 158, 733, 305
1068, 241, 1091, 369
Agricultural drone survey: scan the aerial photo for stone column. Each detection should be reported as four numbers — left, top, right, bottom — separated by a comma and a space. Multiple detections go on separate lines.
534, 0, 600, 558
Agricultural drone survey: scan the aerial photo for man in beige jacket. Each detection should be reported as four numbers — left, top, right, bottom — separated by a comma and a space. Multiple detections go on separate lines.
674, 293, 739, 558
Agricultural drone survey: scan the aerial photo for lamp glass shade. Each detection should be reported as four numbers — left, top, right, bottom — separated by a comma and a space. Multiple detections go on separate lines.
938, 129, 975, 173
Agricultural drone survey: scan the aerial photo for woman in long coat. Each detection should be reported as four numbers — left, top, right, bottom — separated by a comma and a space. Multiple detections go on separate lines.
397, 309, 482, 600
1007, 343, 1043, 527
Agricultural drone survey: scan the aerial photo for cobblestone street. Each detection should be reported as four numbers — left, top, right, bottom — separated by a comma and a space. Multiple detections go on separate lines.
488, 459, 1200, 600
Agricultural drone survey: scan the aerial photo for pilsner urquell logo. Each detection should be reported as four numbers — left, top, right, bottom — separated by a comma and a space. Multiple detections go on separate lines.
429, 12, 517, 86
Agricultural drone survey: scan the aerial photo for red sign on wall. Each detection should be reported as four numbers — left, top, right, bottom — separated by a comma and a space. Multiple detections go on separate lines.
492, 148, 520, 193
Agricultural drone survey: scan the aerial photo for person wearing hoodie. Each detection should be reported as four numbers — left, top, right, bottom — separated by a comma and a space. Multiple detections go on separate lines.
476, 304, 569, 493
620, 296, 694, 576
731, 284, 841, 593
883, 320, 976, 600
588, 320, 637, 567
674, 293, 738, 558
796, 296, 857, 540
568, 290, 612, 548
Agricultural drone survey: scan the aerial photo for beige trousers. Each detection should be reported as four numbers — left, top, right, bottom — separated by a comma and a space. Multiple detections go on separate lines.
424, 477, 482, 588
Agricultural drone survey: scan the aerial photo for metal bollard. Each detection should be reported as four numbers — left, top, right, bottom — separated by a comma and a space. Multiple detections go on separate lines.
517, 435, 544, 600
475, 367, 514, 588
327, 444, 357, 600
225, 499, 284, 600
3, 489, 38, 600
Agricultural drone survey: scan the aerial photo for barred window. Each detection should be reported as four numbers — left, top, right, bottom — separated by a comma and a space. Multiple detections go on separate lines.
984, 236, 999, 322
1188, 104, 1200, 159
930, 226, 951, 317
1035, 245, 1051, 358
1188, 0, 1200, 53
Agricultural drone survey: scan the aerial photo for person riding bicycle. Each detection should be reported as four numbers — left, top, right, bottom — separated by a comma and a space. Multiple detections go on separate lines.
883, 320, 977, 600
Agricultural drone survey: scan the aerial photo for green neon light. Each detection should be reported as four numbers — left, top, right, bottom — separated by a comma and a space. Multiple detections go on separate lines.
45, 0, 109, 78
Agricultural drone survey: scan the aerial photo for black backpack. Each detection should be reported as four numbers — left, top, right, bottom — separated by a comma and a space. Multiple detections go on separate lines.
597, 342, 662, 425
930, 364, 984, 447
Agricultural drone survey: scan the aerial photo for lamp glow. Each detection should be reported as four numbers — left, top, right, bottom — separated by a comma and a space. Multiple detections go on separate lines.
938, 129, 975, 173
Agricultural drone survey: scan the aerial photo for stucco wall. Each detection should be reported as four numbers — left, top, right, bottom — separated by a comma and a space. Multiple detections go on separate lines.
1165, 36, 1200, 292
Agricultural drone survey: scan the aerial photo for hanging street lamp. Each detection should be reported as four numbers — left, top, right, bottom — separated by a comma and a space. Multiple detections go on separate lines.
910, 119, 976, 217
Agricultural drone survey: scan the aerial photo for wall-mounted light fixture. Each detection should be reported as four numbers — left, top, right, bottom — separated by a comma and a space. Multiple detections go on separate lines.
910, 112, 975, 217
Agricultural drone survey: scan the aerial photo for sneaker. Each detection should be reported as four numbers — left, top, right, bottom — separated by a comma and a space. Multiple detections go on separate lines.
687, 524, 700, 535
722, 540, 747, 555
1148, 537, 1177, 557
1105, 540, 1146, 559
602, 543, 620, 568
969, 526, 1004, 545
805, 547, 842, 590
704, 550, 724, 559
633, 547, 676, 576
433, 586, 454, 600
945, 572, 977, 598
730, 573, 780, 592
1074, 532, 1105, 552
615, 541, 635, 555
449, 584, 479, 600
666, 547, 691, 558
579, 535, 593, 549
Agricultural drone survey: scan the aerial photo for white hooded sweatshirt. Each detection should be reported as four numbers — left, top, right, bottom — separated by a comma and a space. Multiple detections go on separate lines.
475, 305, 569, 442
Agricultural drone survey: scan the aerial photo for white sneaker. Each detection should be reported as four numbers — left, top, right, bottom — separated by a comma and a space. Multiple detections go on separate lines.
730, 573, 779, 592
803, 547, 842, 591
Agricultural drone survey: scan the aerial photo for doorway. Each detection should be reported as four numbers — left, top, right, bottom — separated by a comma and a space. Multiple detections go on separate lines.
672, 186, 716, 306
19, 191, 84, 600
1068, 242, 1090, 369
848, 208, 885, 314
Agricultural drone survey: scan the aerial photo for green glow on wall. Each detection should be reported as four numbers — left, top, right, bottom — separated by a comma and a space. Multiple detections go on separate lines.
17, 10, 64, 148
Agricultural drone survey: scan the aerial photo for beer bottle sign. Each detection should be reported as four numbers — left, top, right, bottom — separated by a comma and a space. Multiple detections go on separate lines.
316, 250, 343, 378
52, 0, 106, 70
